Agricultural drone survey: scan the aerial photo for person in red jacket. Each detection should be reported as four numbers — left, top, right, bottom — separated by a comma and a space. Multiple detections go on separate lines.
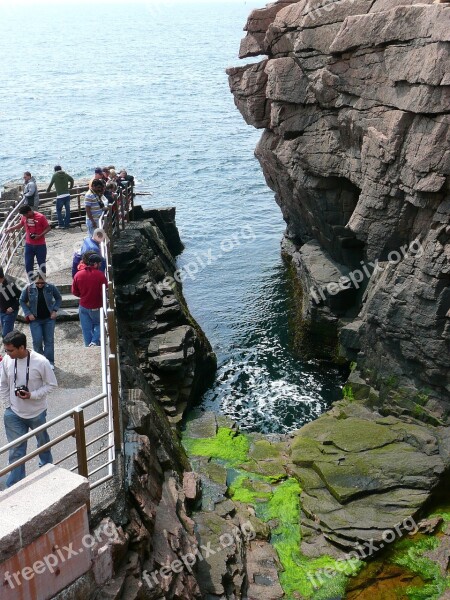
71, 253, 108, 346
6, 205, 51, 280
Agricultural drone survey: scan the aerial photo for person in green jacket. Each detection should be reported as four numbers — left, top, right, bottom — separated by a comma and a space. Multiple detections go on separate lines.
47, 165, 74, 229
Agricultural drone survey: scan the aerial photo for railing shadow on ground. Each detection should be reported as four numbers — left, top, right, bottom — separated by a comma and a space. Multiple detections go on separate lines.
0, 183, 134, 500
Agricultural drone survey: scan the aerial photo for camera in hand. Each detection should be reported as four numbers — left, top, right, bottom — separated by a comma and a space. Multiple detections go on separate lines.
15, 385, 29, 397
30, 233, 36, 239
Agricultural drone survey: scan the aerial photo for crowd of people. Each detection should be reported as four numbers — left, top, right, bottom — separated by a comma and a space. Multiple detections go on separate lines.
0, 166, 133, 488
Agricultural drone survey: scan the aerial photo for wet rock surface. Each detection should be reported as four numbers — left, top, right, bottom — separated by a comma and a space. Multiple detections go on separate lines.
183, 406, 450, 599
288, 399, 450, 557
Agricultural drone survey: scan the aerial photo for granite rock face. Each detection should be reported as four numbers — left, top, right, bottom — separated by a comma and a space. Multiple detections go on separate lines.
288, 397, 450, 558
227, 0, 450, 407
112, 211, 216, 425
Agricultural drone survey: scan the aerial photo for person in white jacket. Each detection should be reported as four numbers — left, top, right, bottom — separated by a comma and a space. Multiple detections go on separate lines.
0, 329, 57, 487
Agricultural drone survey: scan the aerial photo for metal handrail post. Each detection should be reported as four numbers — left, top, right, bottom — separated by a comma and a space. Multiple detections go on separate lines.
121, 190, 126, 230
107, 308, 118, 356
108, 354, 121, 450
73, 407, 89, 479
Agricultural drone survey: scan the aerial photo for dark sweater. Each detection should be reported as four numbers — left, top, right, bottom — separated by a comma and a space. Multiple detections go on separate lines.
47, 171, 74, 196
0, 278, 21, 313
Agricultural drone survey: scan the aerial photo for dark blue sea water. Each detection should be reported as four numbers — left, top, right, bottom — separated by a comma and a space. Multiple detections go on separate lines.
0, 1, 345, 433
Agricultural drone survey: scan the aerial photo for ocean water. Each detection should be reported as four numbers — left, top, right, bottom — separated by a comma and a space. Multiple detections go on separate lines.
0, 1, 345, 433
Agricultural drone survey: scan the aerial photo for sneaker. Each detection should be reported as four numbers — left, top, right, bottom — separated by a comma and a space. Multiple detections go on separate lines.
88, 342, 97, 347
50, 364, 55, 370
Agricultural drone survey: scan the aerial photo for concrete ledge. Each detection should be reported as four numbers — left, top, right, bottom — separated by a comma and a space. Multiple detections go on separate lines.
0, 465, 89, 563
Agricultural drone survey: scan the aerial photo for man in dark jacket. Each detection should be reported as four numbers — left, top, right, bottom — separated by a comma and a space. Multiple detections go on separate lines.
47, 165, 74, 229
22, 172, 39, 209
0, 267, 21, 337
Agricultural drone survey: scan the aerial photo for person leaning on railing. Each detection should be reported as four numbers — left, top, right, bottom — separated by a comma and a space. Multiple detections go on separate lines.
5, 204, 51, 280
71, 230, 106, 277
72, 253, 108, 347
84, 179, 108, 236
0, 329, 57, 488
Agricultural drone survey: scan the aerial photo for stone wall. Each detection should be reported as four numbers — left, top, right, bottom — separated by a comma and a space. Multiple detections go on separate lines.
227, 0, 450, 410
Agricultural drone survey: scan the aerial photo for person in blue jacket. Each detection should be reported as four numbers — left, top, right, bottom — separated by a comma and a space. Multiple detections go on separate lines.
19, 274, 62, 369
72, 229, 107, 277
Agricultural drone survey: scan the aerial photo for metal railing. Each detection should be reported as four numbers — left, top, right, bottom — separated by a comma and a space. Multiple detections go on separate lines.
0, 182, 134, 496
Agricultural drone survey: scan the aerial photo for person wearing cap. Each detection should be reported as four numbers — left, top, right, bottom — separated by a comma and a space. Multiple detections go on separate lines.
72, 252, 108, 346
84, 179, 107, 236
46, 165, 74, 229
5, 205, 51, 280
93, 167, 104, 180
71, 230, 107, 277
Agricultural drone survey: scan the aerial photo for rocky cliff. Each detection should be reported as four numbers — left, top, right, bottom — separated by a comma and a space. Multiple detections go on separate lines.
227, 0, 450, 412
52, 209, 218, 599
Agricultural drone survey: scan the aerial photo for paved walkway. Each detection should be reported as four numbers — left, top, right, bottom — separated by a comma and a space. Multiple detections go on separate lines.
0, 220, 108, 492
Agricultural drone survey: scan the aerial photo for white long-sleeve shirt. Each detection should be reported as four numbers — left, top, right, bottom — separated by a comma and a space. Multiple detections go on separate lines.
0, 350, 57, 418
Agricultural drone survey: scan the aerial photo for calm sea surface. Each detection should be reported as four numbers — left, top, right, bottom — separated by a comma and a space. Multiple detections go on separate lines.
0, 1, 345, 433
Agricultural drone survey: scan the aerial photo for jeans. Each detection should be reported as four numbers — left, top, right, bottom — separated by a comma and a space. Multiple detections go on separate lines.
86, 219, 98, 237
56, 195, 71, 228
29, 318, 55, 364
4, 408, 52, 488
0, 309, 18, 337
79, 305, 100, 346
25, 243, 47, 280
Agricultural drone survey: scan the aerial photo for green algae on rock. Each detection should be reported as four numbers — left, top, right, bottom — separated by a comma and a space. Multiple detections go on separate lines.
183, 419, 363, 599
183, 426, 250, 465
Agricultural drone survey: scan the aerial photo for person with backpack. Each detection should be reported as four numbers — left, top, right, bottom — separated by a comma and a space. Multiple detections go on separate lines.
72, 230, 107, 277
47, 165, 74, 229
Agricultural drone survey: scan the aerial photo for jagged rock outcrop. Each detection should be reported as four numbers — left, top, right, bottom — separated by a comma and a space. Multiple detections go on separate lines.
112, 212, 216, 425
227, 0, 450, 408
